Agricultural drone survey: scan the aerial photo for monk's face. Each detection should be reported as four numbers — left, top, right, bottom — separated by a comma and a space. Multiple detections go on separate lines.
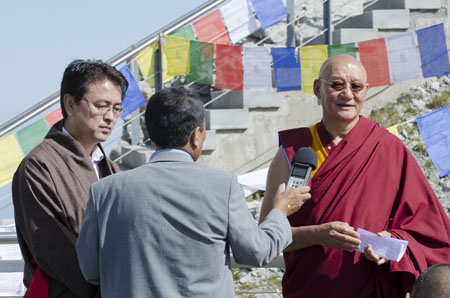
314, 56, 368, 124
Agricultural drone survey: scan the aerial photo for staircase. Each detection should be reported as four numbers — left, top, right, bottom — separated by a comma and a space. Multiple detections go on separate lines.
115, 0, 448, 174
310, 0, 442, 45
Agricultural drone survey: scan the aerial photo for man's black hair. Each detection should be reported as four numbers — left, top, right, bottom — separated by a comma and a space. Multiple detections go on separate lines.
145, 87, 205, 148
60, 59, 128, 118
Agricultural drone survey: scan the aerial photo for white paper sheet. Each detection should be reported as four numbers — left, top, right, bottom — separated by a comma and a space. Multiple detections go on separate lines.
356, 228, 408, 262
243, 47, 273, 91
241, 185, 260, 197
238, 168, 268, 192
0, 272, 25, 296
221, 0, 259, 44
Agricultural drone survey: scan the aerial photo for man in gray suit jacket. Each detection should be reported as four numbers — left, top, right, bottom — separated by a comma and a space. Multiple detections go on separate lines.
76, 87, 311, 298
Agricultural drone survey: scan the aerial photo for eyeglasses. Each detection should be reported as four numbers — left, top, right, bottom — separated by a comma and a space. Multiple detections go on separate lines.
319, 78, 368, 93
81, 98, 123, 117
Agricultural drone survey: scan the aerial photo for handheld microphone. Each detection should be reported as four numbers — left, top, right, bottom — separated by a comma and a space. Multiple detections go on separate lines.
286, 147, 318, 190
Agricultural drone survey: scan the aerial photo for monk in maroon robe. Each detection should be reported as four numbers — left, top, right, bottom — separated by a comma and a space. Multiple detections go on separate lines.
260, 54, 450, 297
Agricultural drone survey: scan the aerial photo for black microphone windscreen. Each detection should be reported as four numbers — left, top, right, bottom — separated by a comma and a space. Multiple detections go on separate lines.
291, 147, 318, 170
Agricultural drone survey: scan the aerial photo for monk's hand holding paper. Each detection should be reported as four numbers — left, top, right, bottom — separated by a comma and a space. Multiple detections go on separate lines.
316, 221, 361, 252
273, 183, 311, 217
363, 230, 392, 265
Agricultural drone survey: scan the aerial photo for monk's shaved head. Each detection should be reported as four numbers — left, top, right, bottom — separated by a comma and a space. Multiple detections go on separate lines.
411, 264, 450, 298
319, 54, 367, 81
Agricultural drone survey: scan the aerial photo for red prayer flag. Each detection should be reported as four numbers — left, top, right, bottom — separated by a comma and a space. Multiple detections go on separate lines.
45, 108, 63, 128
358, 38, 391, 87
215, 44, 243, 92
192, 10, 230, 45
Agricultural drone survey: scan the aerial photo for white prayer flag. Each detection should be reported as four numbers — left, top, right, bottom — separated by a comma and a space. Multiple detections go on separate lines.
243, 47, 273, 91
386, 32, 422, 83
221, 0, 259, 44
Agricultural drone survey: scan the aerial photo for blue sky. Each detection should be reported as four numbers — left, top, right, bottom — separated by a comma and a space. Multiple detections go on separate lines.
0, 0, 210, 222
0, 0, 208, 123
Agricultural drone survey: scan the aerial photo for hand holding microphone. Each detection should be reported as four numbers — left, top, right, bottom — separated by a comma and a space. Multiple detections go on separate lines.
273, 147, 318, 216
273, 183, 311, 216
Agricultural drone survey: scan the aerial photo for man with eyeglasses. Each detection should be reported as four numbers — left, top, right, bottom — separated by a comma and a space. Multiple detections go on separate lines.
12, 59, 128, 298
259, 54, 450, 297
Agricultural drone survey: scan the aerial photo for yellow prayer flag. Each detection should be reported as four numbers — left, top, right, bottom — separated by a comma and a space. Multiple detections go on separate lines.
0, 134, 23, 187
136, 43, 173, 88
300, 45, 328, 94
386, 125, 400, 137
163, 35, 190, 76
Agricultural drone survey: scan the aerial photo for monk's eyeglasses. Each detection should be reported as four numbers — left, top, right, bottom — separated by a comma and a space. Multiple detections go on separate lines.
81, 98, 123, 118
319, 78, 368, 93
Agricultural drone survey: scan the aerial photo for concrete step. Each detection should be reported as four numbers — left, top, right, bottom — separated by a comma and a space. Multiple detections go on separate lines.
364, 0, 440, 12
306, 28, 394, 46
203, 130, 216, 151
335, 10, 410, 30
209, 91, 243, 109
333, 28, 396, 44
210, 90, 281, 109
119, 130, 216, 168
243, 91, 281, 109
206, 108, 248, 130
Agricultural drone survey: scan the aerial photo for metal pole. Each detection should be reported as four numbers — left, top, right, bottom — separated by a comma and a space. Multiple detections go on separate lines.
286, 0, 295, 47
129, 60, 142, 146
154, 34, 163, 92
0, 0, 227, 138
323, 0, 332, 45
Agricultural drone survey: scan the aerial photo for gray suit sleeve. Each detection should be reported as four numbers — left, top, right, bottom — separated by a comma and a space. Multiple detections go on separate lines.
76, 186, 100, 285
227, 174, 292, 267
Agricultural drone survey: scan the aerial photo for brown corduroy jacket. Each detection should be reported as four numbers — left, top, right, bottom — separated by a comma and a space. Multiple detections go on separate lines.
12, 120, 119, 298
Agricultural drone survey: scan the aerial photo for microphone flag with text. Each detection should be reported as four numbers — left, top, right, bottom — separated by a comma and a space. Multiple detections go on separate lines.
286, 147, 318, 189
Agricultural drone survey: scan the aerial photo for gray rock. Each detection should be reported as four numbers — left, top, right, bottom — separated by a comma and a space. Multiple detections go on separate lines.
400, 129, 409, 140
426, 80, 440, 92
442, 76, 450, 85
412, 98, 426, 110
443, 179, 450, 191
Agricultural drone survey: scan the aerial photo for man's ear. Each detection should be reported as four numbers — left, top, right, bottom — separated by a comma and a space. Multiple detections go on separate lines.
63, 94, 76, 116
313, 79, 322, 105
313, 79, 321, 98
190, 126, 202, 149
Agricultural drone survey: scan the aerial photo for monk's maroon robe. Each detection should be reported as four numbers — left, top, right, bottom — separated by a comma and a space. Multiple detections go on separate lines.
279, 116, 450, 298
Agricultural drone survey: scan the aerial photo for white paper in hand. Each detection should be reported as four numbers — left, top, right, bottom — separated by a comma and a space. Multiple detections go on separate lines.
356, 228, 408, 262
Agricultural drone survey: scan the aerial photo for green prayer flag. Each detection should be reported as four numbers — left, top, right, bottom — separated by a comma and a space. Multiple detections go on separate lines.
328, 43, 357, 58
186, 40, 214, 85
170, 25, 196, 40
16, 119, 49, 155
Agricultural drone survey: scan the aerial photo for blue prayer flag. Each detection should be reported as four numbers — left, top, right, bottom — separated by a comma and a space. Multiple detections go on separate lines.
271, 47, 301, 92
416, 23, 450, 78
416, 105, 450, 177
119, 65, 147, 119
250, 0, 287, 30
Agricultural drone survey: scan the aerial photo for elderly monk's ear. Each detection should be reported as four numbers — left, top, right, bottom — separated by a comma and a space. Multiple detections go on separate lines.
63, 94, 76, 117
313, 79, 322, 103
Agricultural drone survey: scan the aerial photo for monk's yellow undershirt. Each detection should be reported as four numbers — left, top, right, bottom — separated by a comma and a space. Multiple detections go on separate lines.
309, 123, 328, 178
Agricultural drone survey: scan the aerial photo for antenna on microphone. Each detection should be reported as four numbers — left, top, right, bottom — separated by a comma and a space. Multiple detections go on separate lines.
286, 147, 318, 190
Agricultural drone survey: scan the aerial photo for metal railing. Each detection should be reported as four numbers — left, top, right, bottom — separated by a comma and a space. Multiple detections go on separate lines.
0, 0, 227, 139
